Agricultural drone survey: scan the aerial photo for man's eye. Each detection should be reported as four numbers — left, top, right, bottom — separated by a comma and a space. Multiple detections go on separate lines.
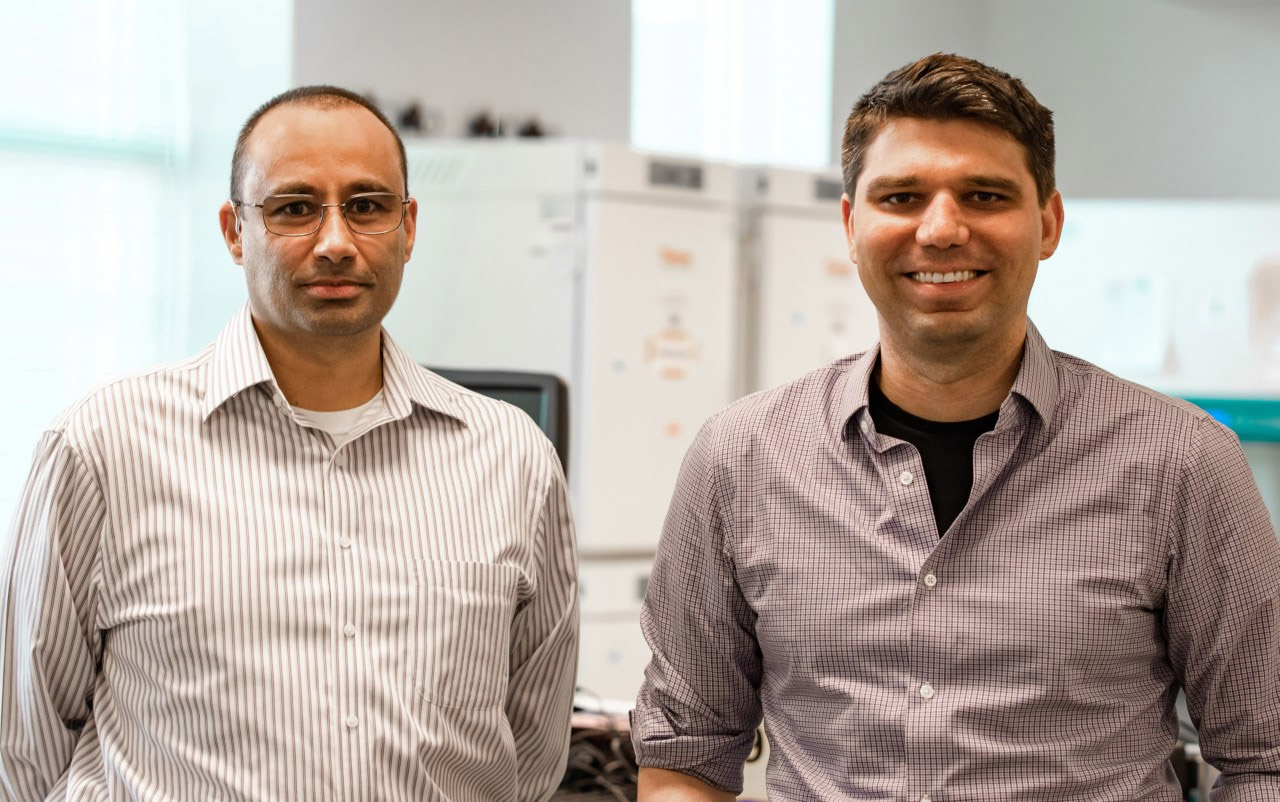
971, 191, 1004, 203
266, 198, 317, 217
348, 198, 379, 215
882, 193, 915, 205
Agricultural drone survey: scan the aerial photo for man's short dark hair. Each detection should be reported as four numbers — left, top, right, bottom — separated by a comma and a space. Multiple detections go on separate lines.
229, 85, 408, 201
841, 53, 1055, 205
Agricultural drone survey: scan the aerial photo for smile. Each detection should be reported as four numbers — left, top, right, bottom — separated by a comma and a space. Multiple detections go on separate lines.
908, 270, 983, 284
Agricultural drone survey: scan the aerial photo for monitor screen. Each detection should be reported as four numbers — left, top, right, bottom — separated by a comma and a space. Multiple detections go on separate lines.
426, 367, 570, 479
483, 386, 549, 430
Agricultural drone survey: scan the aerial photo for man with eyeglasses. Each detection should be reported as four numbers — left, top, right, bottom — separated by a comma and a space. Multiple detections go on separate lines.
0, 86, 578, 801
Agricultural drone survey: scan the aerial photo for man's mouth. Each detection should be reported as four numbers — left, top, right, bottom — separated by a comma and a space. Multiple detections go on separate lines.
907, 270, 984, 284
303, 281, 366, 299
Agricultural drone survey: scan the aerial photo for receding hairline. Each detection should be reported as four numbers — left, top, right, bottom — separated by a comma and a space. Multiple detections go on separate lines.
230, 87, 409, 200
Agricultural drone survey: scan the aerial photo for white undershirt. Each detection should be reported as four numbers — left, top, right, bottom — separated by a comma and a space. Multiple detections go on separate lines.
292, 389, 387, 444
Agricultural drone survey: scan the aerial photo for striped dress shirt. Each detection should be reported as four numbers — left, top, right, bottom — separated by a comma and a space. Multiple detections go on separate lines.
633, 322, 1280, 801
0, 303, 578, 801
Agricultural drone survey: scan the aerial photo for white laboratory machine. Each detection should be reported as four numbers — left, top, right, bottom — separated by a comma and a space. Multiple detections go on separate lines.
739, 166, 880, 394
385, 140, 740, 706
389, 139, 739, 554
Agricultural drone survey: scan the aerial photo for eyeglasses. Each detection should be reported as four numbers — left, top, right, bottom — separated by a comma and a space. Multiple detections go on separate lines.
231, 192, 410, 236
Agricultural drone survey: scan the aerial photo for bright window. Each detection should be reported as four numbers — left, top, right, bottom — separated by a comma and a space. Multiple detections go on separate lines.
0, 1, 292, 529
631, 0, 835, 168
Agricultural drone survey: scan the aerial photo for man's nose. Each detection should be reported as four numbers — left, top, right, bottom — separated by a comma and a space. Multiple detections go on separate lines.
313, 205, 358, 261
916, 194, 969, 249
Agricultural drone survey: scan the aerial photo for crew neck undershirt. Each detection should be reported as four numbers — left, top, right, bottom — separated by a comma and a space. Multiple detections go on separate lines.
867, 381, 999, 535
292, 389, 387, 444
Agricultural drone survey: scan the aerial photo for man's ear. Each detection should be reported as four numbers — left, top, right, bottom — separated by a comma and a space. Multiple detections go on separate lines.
1039, 190, 1065, 261
219, 201, 244, 265
841, 193, 857, 266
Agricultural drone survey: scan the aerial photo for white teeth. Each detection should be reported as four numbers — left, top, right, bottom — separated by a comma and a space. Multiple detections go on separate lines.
912, 270, 978, 284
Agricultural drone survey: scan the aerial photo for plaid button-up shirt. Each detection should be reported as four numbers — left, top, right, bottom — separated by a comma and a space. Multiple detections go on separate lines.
634, 322, 1280, 801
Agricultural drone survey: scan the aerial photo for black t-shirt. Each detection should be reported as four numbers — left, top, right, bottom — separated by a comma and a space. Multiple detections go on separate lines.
867, 380, 999, 535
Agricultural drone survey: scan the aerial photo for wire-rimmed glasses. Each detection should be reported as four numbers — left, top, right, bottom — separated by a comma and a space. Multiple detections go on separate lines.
231, 192, 410, 236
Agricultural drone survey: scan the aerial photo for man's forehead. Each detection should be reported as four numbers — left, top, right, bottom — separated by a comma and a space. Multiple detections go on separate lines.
859, 116, 1033, 182
246, 101, 391, 151
241, 102, 402, 194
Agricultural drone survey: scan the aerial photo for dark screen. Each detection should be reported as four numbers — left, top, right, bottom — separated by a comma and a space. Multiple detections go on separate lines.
488, 387, 546, 429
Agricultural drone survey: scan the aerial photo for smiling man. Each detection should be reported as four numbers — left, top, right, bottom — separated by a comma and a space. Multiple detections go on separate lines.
0, 86, 577, 801
633, 54, 1280, 801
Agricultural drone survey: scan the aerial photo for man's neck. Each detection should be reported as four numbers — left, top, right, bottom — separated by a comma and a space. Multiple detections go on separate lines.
251, 320, 384, 411
876, 329, 1025, 423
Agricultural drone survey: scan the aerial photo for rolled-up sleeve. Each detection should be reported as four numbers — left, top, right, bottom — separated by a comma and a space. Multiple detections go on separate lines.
0, 431, 105, 802
506, 442, 579, 802
632, 416, 762, 795
1166, 416, 1280, 800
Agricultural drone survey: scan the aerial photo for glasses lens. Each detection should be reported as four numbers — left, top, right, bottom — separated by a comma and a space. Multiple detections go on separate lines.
261, 195, 322, 235
343, 192, 405, 234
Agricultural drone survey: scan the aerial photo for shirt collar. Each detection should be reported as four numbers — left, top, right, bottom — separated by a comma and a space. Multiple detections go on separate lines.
835, 318, 1059, 439
1008, 319, 1058, 427
836, 341, 881, 439
378, 326, 468, 423
201, 303, 278, 420
201, 302, 467, 425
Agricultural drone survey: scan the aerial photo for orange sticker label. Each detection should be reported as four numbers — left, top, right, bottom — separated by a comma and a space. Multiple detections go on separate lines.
660, 247, 693, 267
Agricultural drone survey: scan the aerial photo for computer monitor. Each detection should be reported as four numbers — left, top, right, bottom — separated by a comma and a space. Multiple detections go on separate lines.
426, 367, 570, 478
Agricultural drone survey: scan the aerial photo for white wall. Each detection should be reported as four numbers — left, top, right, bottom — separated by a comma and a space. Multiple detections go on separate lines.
293, 0, 631, 141
831, 0, 1280, 198
830, 0, 986, 171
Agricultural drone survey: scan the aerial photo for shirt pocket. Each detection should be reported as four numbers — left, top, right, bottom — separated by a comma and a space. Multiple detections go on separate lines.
412, 559, 520, 709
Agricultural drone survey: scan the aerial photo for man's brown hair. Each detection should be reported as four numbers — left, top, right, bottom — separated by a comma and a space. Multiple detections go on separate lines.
841, 53, 1055, 205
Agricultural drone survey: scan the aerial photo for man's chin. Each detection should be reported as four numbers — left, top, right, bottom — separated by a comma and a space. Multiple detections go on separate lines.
299, 307, 385, 339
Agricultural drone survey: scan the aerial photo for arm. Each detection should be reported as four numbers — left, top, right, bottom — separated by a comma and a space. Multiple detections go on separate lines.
639, 766, 736, 801
631, 418, 762, 796
0, 432, 105, 801
1165, 417, 1280, 800
506, 445, 578, 802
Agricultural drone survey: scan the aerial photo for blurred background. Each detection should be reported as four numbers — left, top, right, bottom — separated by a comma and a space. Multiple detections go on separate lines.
2, 2, 1278, 796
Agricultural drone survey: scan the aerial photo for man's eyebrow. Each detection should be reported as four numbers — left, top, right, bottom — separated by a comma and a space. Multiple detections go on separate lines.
964, 175, 1023, 195
261, 180, 399, 197
863, 176, 920, 195
862, 174, 1025, 196
347, 180, 397, 195
264, 182, 317, 197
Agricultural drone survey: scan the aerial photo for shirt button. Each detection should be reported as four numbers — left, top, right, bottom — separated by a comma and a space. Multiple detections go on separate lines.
343, 624, 356, 638
333, 452, 346, 467
921, 796, 932, 802
923, 573, 938, 588
338, 536, 353, 549
899, 470, 914, 486
920, 682, 935, 700
859, 418, 871, 434
345, 715, 358, 729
